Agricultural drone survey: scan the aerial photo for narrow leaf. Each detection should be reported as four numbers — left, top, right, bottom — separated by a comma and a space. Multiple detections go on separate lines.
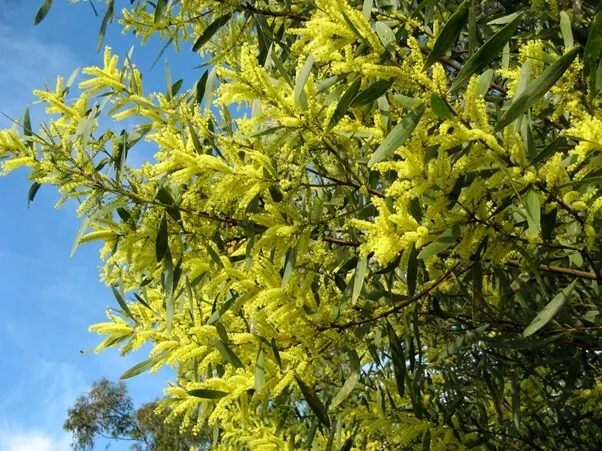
281, 248, 297, 289
583, 12, 602, 96
450, 13, 523, 92
23, 106, 33, 149
495, 46, 580, 131
523, 281, 576, 337
430, 93, 452, 118
351, 79, 393, 106
120, 353, 164, 379
525, 190, 541, 236
111, 285, 136, 323
154, 0, 168, 24
424, 0, 470, 69
375, 21, 396, 51
155, 215, 168, 262
368, 103, 425, 166
188, 389, 229, 399
407, 244, 418, 297
387, 321, 406, 397
97, 0, 114, 52
328, 77, 362, 130
271, 338, 283, 370
255, 347, 265, 392
214, 338, 244, 368
27, 182, 41, 208
192, 13, 232, 52
294, 376, 331, 428
70, 217, 91, 257
352, 256, 368, 305
294, 54, 314, 108
330, 352, 360, 409
34, 0, 53, 25
559, 11, 573, 50
417, 224, 459, 260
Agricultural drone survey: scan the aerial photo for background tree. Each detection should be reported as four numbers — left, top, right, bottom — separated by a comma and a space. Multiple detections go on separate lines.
1, 0, 602, 448
64, 378, 211, 450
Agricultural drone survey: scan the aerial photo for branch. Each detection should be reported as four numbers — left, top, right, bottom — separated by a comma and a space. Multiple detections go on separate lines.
505, 259, 601, 280
318, 261, 462, 331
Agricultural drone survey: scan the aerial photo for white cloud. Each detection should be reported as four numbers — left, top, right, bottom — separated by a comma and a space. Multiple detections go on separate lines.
0, 361, 86, 451
0, 21, 80, 128
0, 430, 71, 451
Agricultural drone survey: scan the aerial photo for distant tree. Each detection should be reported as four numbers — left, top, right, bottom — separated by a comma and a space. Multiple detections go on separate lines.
64, 378, 210, 450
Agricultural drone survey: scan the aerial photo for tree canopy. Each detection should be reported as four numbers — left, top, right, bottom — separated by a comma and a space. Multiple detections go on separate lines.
2, 0, 602, 448
64, 378, 211, 450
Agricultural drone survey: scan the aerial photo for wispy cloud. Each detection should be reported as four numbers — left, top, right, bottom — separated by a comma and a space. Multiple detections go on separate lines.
0, 20, 79, 128
0, 361, 85, 451
0, 429, 71, 451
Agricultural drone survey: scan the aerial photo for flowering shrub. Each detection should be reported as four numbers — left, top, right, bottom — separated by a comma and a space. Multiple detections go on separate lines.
2, 0, 602, 448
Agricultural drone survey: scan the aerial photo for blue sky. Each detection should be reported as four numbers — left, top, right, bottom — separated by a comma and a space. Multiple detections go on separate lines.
0, 1, 201, 449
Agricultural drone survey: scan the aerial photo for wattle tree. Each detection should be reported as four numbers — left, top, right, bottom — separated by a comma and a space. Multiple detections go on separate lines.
2, 0, 602, 448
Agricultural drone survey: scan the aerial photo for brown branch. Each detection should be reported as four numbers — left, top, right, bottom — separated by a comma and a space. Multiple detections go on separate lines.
317, 261, 462, 332
322, 237, 360, 247
505, 259, 601, 280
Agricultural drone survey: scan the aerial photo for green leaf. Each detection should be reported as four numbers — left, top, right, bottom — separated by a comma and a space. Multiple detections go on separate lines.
363, 0, 372, 20
351, 79, 393, 106
255, 347, 265, 392
294, 54, 314, 108
206, 244, 224, 268
154, 0, 168, 23
340, 436, 355, 451
525, 190, 541, 236
375, 21, 396, 51
330, 350, 360, 410
583, 12, 602, 97
495, 46, 580, 131
214, 338, 244, 368
352, 256, 368, 305
387, 321, 406, 397
111, 285, 136, 323
422, 430, 431, 451
294, 376, 331, 428
523, 281, 576, 337
407, 244, 418, 297
477, 69, 494, 97
207, 294, 238, 325
328, 77, 362, 130
155, 214, 168, 262
195, 70, 209, 106
430, 93, 452, 118
70, 217, 91, 257
120, 353, 165, 379
170, 79, 183, 98
192, 13, 232, 52
23, 106, 33, 149
472, 236, 488, 322
34, 0, 53, 25
450, 13, 522, 93
271, 338, 282, 370
368, 103, 425, 166
559, 11, 573, 50
97, 0, 114, 52
281, 248, 297, 289
188, 389, 229, 399
511, 378, 521, 431
27, 182, 41, 208
417, 224, 459, 260
424, 0, 470, 69
411, 0, 436, 19
163, 251, 175, 331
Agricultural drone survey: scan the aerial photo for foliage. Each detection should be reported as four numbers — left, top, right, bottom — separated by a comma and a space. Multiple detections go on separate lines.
3, 0, 602, 448
64, 378, 210, 450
